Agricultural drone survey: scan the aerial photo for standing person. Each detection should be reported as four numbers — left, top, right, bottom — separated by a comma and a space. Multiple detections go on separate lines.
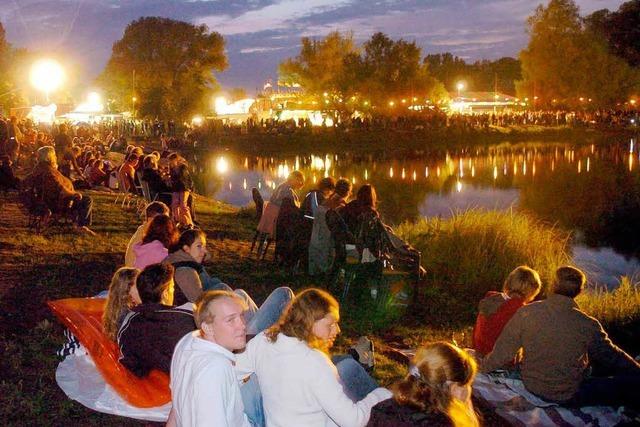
483, 266, 640, 409
54, 123, 72, 160
295, 177, 336, 269
367, 342, 479, 427
170, 162, 195, 227
472, 266, 542, 356
124, 202, 170, 267
236, 288, 391, 426
168, 291, 258, 427
308, 178, 352, 275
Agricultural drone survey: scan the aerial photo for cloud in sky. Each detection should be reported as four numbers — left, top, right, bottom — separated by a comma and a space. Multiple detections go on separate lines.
1, 0, 627, 92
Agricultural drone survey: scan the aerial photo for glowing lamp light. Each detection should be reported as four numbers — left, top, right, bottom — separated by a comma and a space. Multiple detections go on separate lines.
215, 156, 229, 174
388, 101, 395, 107
630, 99, 637, 105
30, 59, 65, 95
192, 115, 204, 126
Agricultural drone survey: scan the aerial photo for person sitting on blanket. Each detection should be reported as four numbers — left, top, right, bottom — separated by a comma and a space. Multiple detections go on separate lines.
472, 266, 542, 356
236, 288, 392, 427
482, 266, 640, 410
166, 228, 295, 335
117, 263, 195, 377
125, 201, 170, 267
368, 342, 479, 427
132, 214, 179, 270
167, 291, 259, 427
102, 267, 141, 341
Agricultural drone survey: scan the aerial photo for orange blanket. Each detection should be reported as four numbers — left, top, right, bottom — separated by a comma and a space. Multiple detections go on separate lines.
47, 298, 171, 408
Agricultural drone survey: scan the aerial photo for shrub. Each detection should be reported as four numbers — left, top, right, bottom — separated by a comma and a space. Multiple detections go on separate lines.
396, 209, 571, 300
578, 277, 640, 325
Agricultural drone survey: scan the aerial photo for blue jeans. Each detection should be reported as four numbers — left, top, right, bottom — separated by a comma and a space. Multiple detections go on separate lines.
235, 287, 294, 335
240, 373, 265, 427
200, 270, 233, 292
332, 356, 379, 402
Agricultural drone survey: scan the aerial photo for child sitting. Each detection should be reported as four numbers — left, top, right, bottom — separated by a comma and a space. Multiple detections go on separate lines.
472, 266, 541, 356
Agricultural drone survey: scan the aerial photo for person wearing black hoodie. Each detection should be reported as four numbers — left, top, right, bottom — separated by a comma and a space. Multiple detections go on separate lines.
117, 263, 195, 377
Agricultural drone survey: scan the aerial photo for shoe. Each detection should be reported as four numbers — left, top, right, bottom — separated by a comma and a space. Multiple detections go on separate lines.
349, 336, 375, 372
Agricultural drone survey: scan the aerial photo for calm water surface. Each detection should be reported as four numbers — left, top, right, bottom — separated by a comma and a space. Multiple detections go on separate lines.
188, 138, 640, 286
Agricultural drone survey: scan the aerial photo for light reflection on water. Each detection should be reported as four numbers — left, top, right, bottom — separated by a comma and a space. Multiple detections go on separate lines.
190, 138, 640, 286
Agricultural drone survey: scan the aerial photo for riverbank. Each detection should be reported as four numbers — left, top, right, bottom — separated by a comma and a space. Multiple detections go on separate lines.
1, 190, 638, 425
186, 125, 639, 156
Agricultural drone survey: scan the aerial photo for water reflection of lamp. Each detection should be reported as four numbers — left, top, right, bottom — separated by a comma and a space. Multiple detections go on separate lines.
456, 181, 462, 192
389, 167, 394, 178
425, 167, 429, 178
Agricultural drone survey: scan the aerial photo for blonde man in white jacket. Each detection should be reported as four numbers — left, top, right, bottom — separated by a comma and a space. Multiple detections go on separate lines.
236, 288, 391, 427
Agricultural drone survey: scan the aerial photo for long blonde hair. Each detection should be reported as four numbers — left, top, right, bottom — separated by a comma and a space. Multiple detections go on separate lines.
102, 267, 140, 341
265, 288, 339, 353
393, 342, 479, 427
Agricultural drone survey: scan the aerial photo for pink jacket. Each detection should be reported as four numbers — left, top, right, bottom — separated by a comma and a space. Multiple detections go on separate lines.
133, 240, 168, 270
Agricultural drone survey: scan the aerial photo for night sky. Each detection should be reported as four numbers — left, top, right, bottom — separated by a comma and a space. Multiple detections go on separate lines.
1, 0, 626, 94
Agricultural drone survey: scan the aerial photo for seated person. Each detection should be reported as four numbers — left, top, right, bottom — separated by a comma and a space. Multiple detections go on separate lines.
22, 146, 94, 234
0, 155, 20, 190
117, 153, 139, 194
102, 267, 141, 341
341, 184, 423, 278
473, 266, 542, 356
125, 201, 170, 267
132, 214, 178, 270
483, 266, 640, 409
117, 263, 195, 377
236, 288, 392, 426
140, 154, 172, 206
168, 291, 256, 427
368, 342, 479, 427
166, 229, 294, 335
301, 177, 336, 220
84, 159, 108, 187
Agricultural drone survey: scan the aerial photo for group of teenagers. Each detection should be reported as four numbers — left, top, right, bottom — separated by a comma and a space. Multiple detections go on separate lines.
97, 198, 640, 427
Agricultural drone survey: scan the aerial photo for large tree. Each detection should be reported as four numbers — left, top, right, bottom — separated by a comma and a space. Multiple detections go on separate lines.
0, 22, 27, 114
517, 0, 639, 107
97, 17, 227, 119
586, 1, 640, 67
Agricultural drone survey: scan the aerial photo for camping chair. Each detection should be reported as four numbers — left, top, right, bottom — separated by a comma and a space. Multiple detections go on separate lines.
250, 187, 271, 258
113, 173, 137, 209
20, 181, 52, 234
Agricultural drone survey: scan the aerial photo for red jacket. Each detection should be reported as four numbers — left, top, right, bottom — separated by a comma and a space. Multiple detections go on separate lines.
472, 291, 526, 356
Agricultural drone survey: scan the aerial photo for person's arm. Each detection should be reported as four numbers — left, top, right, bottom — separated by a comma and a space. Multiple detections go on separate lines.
482, 311, 524, 373
174, 268, 203, 303
311, 353, 392, 427
588, 318, 640, 375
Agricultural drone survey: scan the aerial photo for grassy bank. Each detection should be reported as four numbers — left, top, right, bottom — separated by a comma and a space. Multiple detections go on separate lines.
1, 191, 638, 425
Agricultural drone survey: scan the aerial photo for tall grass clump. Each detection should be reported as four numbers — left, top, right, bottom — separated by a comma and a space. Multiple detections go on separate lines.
396, 209, 571, 300
577, 277, 640, 325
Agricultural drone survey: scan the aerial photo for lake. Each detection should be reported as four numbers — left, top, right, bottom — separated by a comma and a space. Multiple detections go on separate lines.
187, 137, 640, 286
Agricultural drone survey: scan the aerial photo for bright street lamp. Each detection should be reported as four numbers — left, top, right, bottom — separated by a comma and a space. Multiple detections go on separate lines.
456, 81, 465, 98
30, 59, 65, 102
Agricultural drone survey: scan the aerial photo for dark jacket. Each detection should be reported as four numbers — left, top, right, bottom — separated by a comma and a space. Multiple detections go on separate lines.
141, 168, 171, 195
22, 162, 76, 213
367, 399, 452, 427
117, 303, 195, 377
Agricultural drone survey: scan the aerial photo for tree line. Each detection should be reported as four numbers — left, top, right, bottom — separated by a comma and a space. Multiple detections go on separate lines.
1, 0, 639, 119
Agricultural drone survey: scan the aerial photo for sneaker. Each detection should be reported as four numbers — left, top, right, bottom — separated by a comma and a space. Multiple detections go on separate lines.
349, 336, 375, 372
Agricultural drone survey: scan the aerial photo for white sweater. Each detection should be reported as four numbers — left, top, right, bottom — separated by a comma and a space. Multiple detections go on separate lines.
170, 331, 251, 427
236, 332, 391, 427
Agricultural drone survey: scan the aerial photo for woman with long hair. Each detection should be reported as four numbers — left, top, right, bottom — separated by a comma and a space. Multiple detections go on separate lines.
132, 214, 178, 269
102, 267, 141, 341
237, 288, 391, 426
368, 342, 479, 427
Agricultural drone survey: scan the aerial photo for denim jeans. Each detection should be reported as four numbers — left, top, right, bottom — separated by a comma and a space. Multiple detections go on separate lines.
332, 356, 379, 402
200, 270, 233, 292
235, 287, 294, 335
240, 373, 265, 427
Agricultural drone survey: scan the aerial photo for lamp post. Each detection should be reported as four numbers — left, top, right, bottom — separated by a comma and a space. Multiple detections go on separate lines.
30, 59, 65, 103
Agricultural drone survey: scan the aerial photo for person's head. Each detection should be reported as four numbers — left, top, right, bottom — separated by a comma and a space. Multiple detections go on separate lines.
317, 177, 336, 197
503, 266, 542, 302
102, 267, 141, 341
126, 153, 139, 166
37, 146, 57, 167
287, 170, 305, 190
334, 178, 352, 199
177, 228, 207, 263
58, 123, 68, 134
143, 154, 158, 170
126, 144, 135, 155
132, 146, 144, 158
195, 291, 248, 351
552, 266, 586, 299
142, 214, 178, 249
144, 201, 170, 222
356, 184, 377, 209
394, 342, 478, 427
167, 152, 180, 168
266, 288, 340, 353
136, 263, 175, 305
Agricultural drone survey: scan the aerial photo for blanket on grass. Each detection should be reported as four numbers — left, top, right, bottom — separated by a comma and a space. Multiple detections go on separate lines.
48, 298, 171, 421
472, 372, 629, 427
